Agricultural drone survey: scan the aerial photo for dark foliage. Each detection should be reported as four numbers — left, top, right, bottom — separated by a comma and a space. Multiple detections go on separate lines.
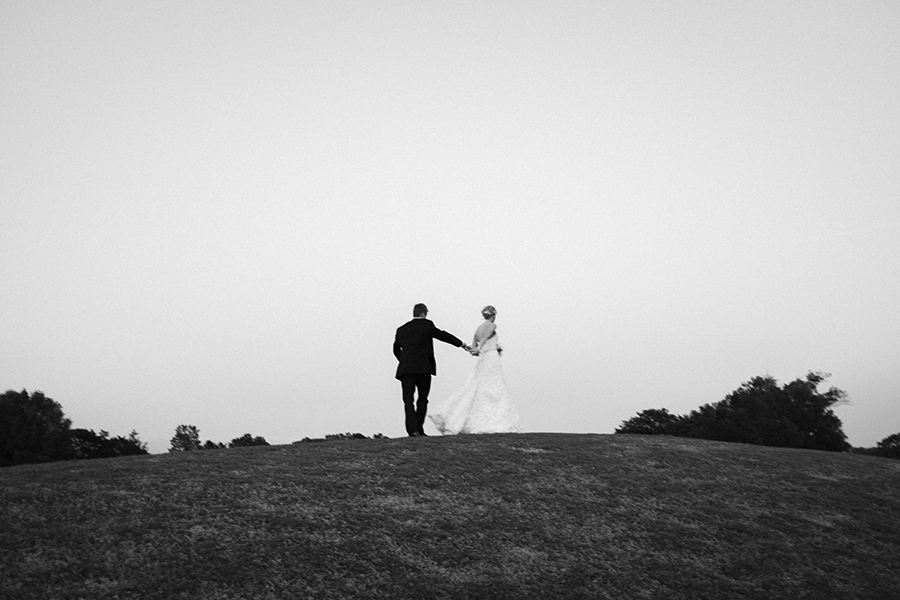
70, 429, 149, 459
297, 433, 384, 443
203, 440, 226, 450
876, 432, 900, 459
852, 435, 900, 460
615, 408, 683, 435
229, 433, 269, 448
169, 424, 201, 452
0, 389, 72, 466
325, 432, 368, 440
616, 373, 850, 452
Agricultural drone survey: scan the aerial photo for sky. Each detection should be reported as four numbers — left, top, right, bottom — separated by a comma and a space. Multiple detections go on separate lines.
2, 1, 898, 454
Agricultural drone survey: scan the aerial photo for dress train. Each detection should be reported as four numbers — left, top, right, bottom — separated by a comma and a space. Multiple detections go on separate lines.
429, 336, 519, 434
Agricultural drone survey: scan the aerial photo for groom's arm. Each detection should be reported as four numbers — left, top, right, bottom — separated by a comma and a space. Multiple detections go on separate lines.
432, 326, 464, 348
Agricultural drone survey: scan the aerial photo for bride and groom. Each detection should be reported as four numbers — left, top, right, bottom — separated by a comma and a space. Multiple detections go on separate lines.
392, 303, 519, 437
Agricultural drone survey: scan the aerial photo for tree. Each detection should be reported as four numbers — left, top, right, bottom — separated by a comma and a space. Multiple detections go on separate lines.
681, 375, 805, 447
126, 430, 149, 454
229, 433, 269, 448
876, 432, 900, 459
779, 373, 849, 451
689, 372, 849, 451
169, 424, 201, 452
0, 389, 72, 466
70, 429, 149, 459
202, 440, 226, 450
615, 408, 683, 435
615, 373, 850, 452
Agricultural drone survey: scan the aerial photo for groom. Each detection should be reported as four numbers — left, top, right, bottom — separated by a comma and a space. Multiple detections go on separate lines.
393, 303, 469, 437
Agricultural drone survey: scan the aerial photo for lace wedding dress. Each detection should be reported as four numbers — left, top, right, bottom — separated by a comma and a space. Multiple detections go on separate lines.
429, 333, 520, 434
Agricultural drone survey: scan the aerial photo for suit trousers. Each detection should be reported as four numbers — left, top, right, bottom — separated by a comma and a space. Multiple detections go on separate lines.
399, 374, 432, 435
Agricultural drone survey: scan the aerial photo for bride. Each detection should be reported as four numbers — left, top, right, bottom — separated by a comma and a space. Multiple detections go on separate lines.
429, 305, 520, 434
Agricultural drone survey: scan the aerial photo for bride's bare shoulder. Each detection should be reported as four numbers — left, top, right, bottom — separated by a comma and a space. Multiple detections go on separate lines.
475, 321, 496, 337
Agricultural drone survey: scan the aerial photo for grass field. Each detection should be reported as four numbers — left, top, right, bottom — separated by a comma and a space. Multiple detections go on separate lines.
2, 433, 898, 600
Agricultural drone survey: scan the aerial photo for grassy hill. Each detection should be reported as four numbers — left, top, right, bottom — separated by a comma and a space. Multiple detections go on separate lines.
2, 433, 898, 600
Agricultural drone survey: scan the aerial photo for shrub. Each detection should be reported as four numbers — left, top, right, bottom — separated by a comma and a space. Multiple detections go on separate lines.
229, 434, 269, 448
325, 432, 368, 441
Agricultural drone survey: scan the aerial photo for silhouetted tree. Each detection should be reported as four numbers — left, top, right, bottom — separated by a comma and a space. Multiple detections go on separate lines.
684, 373, 849, 451
169, 424, 201, 452
202, 440, 226, 450
615, 373, 850, 452
126, 430, 149, 454
615, 408, 683, 435
876, 432, 900, 459
0, 389, 72, 466
229, 433, 269, 447
70, 429, 149, 459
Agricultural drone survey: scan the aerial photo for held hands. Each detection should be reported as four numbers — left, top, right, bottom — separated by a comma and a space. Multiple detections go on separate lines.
461, 343, 502, 357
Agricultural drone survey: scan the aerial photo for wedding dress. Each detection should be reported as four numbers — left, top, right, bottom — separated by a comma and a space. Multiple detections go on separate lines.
429, 332, 520, 434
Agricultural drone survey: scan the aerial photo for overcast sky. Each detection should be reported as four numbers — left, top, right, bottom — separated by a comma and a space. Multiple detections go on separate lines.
2, 1, 898, 453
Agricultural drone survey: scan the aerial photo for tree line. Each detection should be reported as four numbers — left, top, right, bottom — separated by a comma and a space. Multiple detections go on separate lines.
168, 424, 271, 451
615, 372, 899, 459
167, 426, 388, 450
0, 390, 273, 467
0, 389, 149, 467
6, 375, 897, 466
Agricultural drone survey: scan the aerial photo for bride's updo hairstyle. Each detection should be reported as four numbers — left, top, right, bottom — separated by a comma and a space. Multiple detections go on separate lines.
481, 305, 497, 318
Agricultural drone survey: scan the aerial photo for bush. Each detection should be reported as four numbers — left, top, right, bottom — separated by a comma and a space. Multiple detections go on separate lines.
229, 434, 269, 448
297, 433, 384, 443
325, 432, 368, 441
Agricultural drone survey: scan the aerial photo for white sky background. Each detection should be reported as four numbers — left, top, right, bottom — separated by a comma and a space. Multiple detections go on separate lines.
2, 1, 898, 453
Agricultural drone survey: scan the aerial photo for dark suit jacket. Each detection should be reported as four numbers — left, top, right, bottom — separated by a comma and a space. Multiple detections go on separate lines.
393, 318, 463, 379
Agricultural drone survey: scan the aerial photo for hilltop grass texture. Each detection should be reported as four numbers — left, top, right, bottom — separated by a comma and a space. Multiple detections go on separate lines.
2, 433, 898, 600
